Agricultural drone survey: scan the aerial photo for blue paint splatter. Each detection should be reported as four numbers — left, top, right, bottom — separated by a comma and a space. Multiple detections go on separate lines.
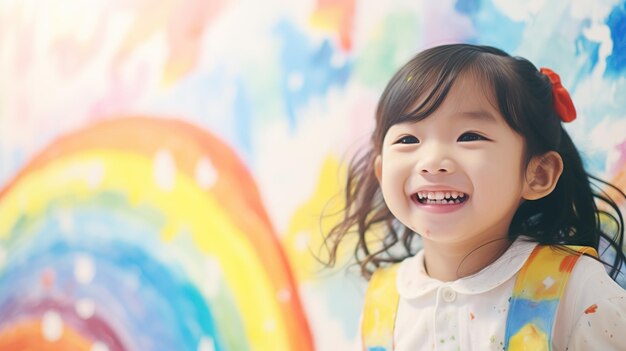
573, 22, 600, 89
455, 0, 480, 15
273, 19, 352, 131
146, 67, 260, 166
605, 2, 626, 77
504, 298, 559, 348
581, 149, 608, 178
461, 0, 524, 53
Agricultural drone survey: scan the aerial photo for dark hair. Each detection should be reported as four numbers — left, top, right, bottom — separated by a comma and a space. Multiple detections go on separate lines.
324, 44, 626, 280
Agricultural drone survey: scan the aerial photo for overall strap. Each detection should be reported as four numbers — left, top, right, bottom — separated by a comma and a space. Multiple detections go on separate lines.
504, 245, 598, 351
361, 263, 401, 351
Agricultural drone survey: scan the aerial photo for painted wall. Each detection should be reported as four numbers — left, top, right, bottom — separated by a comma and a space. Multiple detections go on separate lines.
0, 0, 624, 350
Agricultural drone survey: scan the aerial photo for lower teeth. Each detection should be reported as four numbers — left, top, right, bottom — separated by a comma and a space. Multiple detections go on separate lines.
423, 198, 463, 204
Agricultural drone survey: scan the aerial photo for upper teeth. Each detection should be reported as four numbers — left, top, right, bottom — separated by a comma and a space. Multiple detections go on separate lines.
417, 191, 466, 200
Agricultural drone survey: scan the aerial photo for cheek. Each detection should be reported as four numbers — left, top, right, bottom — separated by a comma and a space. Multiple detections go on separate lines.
380, 163, 410, 213
380, 182, 411, 228
380, 153, 406, 186
467, 151, 525, 196
381, 169, 405, 200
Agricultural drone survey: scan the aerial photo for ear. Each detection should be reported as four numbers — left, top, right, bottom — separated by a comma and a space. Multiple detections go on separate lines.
374, 155, 382, 183
522, 151, 564, 200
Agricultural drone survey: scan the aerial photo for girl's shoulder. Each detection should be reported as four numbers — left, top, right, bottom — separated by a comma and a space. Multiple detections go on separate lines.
565, 254, 626, 306
557, 254, 626, 349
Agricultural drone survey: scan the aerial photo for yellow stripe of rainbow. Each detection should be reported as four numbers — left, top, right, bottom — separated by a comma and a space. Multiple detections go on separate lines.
0, 116, 313, 351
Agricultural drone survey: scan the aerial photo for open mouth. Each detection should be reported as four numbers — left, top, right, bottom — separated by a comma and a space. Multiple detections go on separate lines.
412, 191, 469, 205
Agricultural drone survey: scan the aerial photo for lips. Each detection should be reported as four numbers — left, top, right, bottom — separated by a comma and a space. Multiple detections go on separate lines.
412, 190, 469, 205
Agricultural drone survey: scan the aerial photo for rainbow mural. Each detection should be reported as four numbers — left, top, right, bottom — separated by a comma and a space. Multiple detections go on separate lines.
0, 117, 313, 350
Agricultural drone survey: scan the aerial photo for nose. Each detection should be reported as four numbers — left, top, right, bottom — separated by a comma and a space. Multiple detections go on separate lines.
415, 144, 456, 175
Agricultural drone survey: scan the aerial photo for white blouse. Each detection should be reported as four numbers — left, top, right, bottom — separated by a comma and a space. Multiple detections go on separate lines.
360, 239, 626, 350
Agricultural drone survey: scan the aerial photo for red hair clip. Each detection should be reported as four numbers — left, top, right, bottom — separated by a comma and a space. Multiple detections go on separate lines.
540, 68, 576, 123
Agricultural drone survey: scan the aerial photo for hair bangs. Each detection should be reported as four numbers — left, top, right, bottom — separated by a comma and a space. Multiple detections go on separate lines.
374, 46, 503, 149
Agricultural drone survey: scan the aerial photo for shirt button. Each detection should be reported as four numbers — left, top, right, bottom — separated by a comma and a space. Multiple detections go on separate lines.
441, 287, 456, 302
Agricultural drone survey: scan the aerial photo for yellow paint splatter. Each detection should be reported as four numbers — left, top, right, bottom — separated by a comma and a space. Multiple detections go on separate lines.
509, 324, 548, 350
282, 155, 384, 281
282, 156, 345, 281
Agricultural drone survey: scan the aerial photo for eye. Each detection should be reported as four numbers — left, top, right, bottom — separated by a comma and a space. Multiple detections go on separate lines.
394, 135, 420, 144
458, 132, 488, 142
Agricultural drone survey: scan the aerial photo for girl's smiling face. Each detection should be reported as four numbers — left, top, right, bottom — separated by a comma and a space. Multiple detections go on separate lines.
375, 73, 531, 248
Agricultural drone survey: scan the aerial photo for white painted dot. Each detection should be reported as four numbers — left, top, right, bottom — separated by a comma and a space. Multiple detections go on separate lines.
198, 336, 216, 351
195, 157, 218, 190
154, 149, 176, 191
294, 231, 310, 252
42, 310, 63, 341
86, 161, 105, 188
204, 256, 222, 299
57, 208, 74, 236
263, 319, 276, 332
75, 298, 96, 319
74, 254, 95, 284
277, 288, 291, 303
91, 341, 109, 351
543, 276, 555, 289
288, 72, 303, 92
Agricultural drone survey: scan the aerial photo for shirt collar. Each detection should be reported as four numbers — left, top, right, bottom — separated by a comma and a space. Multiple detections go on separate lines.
397, 237, 538, 299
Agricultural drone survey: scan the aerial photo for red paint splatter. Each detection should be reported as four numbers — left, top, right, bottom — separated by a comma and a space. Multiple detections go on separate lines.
559, 255, 578, 272
311, 0, 355, 51
584, 304, 598, 314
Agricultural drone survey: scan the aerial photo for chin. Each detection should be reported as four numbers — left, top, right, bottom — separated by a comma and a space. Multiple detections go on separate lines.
414, 227, 464, 241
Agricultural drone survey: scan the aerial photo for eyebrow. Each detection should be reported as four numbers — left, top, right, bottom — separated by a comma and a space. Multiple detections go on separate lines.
455, 110, 499, 124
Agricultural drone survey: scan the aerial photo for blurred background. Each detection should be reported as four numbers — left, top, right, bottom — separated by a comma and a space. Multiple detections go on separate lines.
0, 0, 625, 350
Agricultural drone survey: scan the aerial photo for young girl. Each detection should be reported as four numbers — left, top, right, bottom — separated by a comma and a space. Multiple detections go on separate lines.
325, 44, 626, 350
